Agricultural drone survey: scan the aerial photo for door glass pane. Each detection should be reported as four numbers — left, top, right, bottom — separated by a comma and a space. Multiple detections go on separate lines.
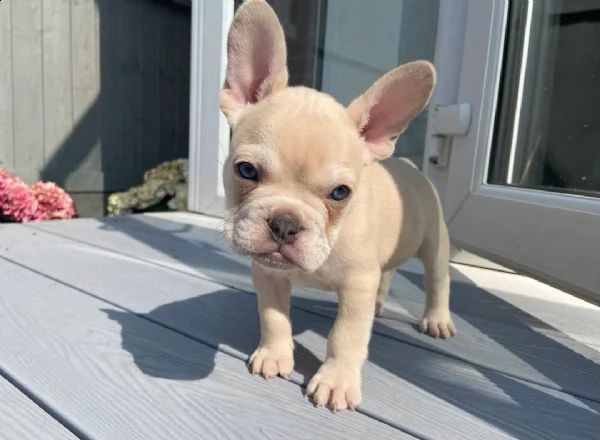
234, 0, 439, 169
489, 0, 600, 198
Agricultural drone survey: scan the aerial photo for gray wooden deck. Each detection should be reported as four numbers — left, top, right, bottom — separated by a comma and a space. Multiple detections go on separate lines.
1, 212, 599, 440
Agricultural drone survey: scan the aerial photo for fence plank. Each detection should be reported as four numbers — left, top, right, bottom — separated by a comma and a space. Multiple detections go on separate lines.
12, 0, 44, 177
71, 0, 100, 176
0, 0, 14, 171
43, 0, 74, 164
175, 10, 192, 162
115, 0, 139, 183
158, 6, 178, 163
96, 0, 119, 191
140, 0, 161, 171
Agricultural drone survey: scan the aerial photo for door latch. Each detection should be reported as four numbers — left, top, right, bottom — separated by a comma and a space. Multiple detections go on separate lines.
428, 103, 471, 168
431, 103, 471, 137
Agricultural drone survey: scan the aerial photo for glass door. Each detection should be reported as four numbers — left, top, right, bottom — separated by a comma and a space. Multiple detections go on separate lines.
424, 0, 600, 300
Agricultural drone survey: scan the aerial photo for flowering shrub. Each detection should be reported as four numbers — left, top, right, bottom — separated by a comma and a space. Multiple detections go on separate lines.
0, 173, 40, 222
31, 181, 78, 220
0, 169, 77, 223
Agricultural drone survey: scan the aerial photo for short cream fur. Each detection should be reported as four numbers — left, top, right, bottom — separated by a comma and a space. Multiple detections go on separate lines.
219, 0, 457, 412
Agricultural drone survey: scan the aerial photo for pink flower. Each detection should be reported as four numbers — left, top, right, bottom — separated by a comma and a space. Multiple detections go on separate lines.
0, 172, 40, 222
30, 181, 77, 220
1, 169, 77, 223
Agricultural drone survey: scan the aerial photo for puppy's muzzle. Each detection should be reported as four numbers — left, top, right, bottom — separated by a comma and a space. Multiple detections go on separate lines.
268, 213, 302, 245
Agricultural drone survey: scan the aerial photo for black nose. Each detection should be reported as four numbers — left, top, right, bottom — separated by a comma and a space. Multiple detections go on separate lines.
268, 214, 301, 244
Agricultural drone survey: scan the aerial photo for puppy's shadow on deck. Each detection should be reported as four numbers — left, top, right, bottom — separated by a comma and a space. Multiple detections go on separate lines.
106, 285, 600, 439
104, 289, 324, 382
100, 216, 600, 439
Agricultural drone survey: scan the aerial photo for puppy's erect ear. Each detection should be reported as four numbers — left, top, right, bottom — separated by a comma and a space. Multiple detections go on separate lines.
346, 61, 436, 162
220, 0, 289, 125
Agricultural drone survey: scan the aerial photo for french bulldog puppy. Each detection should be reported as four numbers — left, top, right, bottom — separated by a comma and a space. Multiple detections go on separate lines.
220, 0, 456, 412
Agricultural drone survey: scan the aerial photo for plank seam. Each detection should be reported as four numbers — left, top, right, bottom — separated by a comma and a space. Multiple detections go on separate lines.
0, 366, 88, 440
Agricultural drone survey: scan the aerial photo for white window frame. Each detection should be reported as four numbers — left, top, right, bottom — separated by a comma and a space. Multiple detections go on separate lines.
423, 0, 509, 218
423, 0, 600, 299
187, 0, 233, 217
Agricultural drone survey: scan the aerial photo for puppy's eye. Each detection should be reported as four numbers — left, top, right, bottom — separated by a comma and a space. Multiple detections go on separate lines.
236, 162, 259, 181
329, 185, 351, 201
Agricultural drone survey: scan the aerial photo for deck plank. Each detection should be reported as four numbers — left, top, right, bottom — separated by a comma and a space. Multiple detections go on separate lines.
0, 376, 76, 440
3, 217, 600, 439
0, 256, 407, 440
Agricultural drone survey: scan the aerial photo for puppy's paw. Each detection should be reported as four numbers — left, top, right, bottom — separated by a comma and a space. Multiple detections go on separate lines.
420, 309, 457, 339
306, 360, 362, 412
248, 345, 294, 379
375, 300, 385, 317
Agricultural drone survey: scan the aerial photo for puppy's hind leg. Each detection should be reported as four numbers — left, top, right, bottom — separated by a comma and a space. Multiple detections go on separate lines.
417, 224, 457, 339
375, 270, 394, 316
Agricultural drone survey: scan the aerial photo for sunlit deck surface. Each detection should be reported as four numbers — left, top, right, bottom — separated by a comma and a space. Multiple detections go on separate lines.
1, 212, 599, 439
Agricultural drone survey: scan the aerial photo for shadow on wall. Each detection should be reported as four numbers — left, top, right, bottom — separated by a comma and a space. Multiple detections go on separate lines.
39, 0, 191, 215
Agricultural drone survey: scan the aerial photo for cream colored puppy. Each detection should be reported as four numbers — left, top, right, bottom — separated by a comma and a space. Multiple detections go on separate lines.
220, 0, 456, 412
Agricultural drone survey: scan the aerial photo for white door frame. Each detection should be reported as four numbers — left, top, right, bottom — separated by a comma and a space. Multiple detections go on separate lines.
423, 0, 509, 219
423, 0, 600, 299
187, 0, 233, 217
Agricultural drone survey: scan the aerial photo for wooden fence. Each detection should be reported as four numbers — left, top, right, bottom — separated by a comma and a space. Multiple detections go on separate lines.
0, 0, 191, 214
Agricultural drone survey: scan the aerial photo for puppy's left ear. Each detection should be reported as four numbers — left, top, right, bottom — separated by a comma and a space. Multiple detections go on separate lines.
346, 61, 436, 162
220, 0, 289, 126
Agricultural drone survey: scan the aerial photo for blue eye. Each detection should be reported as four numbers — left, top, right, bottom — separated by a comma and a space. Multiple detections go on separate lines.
329, 185, 351, 201
236, 162, 258, 181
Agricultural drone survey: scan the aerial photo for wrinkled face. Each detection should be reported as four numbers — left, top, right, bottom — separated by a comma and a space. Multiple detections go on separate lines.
223, 88, 365, 272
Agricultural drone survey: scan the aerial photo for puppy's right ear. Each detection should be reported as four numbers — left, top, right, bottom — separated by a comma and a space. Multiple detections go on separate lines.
220, 0, 289, 126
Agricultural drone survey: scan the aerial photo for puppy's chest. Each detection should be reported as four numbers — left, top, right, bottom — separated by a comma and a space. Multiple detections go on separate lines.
286, 268, 340, 292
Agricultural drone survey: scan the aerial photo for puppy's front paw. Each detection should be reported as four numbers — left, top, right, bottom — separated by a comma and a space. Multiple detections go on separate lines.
420, 308, 457, 339
248, 345, 294, 379
306, 360, 362, 412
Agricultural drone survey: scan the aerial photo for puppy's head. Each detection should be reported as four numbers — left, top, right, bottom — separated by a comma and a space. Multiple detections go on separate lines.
220, 0, 436, 272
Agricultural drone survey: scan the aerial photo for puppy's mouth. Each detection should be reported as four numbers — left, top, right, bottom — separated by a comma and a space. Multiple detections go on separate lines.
229, 237, 299, 270
254, 250, 296, 270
